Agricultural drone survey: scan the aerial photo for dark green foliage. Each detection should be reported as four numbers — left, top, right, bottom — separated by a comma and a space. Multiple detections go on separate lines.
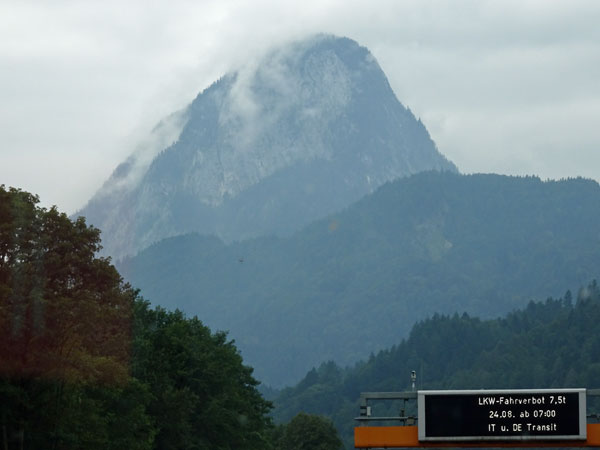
0, 185, 143, 449
273, 281, 600, 449
273, 413, 343, 450
131, 301, 273, 450
120, 172, 600, 386
0, 186, 273, 449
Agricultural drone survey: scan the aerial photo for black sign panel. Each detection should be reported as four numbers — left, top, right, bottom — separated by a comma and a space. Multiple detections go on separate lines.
418, 389, 586, 442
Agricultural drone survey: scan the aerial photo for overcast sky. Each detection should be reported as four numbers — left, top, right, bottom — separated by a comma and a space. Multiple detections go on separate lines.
1, 0, 599, 214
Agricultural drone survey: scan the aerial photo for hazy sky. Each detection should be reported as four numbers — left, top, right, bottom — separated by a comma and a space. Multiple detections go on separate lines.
1, 0, 599, 214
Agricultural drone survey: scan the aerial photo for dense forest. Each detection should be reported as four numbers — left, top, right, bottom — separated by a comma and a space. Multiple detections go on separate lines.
273, 281, 600, 448
0, 186, 341, 450
120, 172, 600, 386
3, 184, 600, 449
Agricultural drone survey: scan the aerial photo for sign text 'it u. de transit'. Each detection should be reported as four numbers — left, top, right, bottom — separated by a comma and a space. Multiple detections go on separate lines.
418, 389, 587, 442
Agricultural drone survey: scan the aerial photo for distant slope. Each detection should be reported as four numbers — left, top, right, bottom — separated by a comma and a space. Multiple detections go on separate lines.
272, 280, 600, 449
118, 172, 600, 387
77, 35, 456, 259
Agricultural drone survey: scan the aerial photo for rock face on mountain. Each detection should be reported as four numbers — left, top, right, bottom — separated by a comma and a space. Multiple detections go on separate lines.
78, 35, 457, 259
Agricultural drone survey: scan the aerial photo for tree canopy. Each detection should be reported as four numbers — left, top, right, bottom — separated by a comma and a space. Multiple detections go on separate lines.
0, 186, 132, 384
0, 186, 273, 449
273, 412, 343, 450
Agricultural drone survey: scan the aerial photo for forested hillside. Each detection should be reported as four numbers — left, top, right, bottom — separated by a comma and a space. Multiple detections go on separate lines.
120, 171, 600, 386
272, 281, 600, 448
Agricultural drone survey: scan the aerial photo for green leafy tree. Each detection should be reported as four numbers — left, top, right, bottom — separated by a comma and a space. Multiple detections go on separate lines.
0, 186, 133, 383
1, 185, 276, 449
132, 301, 274, 449
275, 413, 342, 450
0, 185, 152, 449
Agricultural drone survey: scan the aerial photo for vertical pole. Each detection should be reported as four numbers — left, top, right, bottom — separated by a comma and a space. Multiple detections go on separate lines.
359, 394, 368, 426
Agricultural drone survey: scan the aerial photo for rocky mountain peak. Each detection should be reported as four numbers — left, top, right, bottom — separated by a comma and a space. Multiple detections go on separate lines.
78, 35, 457, 259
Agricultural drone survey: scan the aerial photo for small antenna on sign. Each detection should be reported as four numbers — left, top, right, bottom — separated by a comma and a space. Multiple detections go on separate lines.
411, 370, 416, 391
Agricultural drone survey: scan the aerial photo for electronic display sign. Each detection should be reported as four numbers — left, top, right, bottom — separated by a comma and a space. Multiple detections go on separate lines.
418, 389, 586, 442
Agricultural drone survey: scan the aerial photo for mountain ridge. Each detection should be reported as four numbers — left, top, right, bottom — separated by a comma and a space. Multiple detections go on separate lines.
119, 171, 600, 387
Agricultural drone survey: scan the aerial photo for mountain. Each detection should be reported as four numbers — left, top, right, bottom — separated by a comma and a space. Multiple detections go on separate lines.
118, 172, 600, 387
77, 35, 456, 260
